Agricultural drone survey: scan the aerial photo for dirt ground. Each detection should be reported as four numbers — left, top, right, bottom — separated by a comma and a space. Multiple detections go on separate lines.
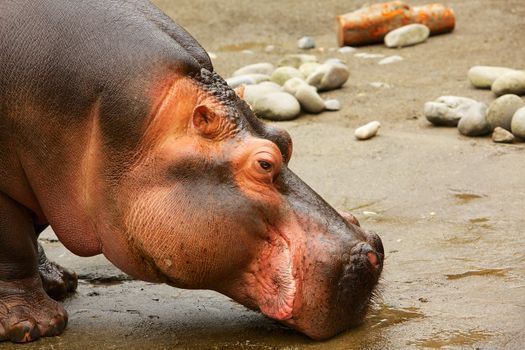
2, 0, 524, 349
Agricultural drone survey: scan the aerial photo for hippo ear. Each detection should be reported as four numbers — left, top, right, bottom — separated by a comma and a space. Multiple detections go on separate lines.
192, 105, 220, 138
234, 85, 245, 99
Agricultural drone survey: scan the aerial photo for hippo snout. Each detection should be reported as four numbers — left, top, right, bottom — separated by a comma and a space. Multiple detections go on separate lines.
349, 240, 383, 274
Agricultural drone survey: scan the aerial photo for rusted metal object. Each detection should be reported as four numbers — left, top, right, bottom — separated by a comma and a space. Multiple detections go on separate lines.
336, 1, 455, 46
412, 4, 456, 35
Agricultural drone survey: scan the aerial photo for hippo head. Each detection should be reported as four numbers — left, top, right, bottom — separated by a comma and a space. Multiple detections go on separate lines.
101, 68, 383, 340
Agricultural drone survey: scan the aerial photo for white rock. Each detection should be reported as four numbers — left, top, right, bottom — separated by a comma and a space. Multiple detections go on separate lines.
282, 77, 308, 95
324, 99, 341, 111
355, 121, 381, 140
208, 52, 218, 59
242, 49, 255, 55
384, 24, 430, 48
299, 62, 321, 78
295, 85, 325, 114
270, 66, 303, 85
467, 66, 518, 89
297, 36, 315, 49
338, 46, 356, 54
264, 45, 275, 53
243, 83, 282, 106
226, 75, 256, 89
324, 58, 346, 66
354, 52, 385, 59
258, 81, 282, 90
457, 102, 490, 136
378, 55, 404, 65
492, 127, 514, 143
306, 63, 350, 91
244, 74, 270, 84
511, 106, 525, 138
369, 82, 392, 88
486, 94, 525, 131
278, 54, 318, 68
233, 63, 275, 77
492, 70, 525, 96
252, 92, 301, 121
424, 96, 480, 127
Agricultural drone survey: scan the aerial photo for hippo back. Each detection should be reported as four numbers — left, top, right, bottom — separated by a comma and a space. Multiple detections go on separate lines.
0, 0, 211, 152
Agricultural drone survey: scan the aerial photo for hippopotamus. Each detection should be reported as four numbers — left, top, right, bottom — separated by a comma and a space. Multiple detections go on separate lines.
0, 0, 383, 343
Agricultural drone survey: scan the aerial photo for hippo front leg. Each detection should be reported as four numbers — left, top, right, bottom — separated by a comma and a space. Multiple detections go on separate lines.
0, 193, 67, 343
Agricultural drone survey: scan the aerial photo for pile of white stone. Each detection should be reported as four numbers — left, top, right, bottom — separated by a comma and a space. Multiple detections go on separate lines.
424, 66, 525, 143
225, 54, 350, 121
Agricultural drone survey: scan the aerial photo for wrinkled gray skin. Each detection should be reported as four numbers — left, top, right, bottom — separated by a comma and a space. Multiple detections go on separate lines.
0, 0, 383, 343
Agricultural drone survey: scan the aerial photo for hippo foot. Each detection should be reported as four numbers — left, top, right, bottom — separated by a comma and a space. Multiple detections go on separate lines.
0, 277, 68, 343
38, 243, 78, 301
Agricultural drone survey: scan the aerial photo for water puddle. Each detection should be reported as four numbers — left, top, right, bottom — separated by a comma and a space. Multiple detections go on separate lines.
445, 268, 509, 280
449, 190, 486, 205
469, 217, 490, 224
443, 233, 481, 244
365, 304, 424, 328
409, 329, 493, 348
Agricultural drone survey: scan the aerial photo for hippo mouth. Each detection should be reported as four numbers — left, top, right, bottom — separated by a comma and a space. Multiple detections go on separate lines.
247, 229, 301, 321
269, 222, 384, 339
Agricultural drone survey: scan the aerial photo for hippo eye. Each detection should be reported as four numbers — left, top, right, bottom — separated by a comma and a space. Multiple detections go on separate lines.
258, 160, 273, 172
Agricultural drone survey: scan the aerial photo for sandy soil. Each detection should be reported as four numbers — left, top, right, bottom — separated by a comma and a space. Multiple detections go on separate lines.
2, 0, 524, 349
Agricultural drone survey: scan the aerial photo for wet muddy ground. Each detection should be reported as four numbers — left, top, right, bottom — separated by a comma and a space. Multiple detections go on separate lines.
2, 0, 524, 349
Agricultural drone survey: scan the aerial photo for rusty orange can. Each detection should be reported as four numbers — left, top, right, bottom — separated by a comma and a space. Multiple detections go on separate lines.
336, 1, 455, 46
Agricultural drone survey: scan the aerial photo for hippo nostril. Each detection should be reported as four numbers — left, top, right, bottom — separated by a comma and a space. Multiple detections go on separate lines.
367, 251, 380, 268
350, 242, 383, 272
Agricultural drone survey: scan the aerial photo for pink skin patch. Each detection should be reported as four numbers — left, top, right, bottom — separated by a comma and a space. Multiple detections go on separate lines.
367, 251, 380, 268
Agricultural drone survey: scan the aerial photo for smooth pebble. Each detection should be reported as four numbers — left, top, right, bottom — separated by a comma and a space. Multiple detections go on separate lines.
468, 66, 518, 89
486, 94, 524, 131
226, 75, 256, 89
370, 82, 392, 88
252, 92, 301, 121
338, 46, 356, 54
355, 121, 381, 140
258, 81, 282, 90
511, 106, 525, 138
324, 99, 341, 111
384, 24, 430, 48
282, 77, 308, 95
233, 63, 275, 77
378, 55, 404, 65
297, 36, 315, 49
306, 62, 350, 91
491, 70, 525, 96
424, 96, 480, 127
270, 66, 303, 85
299, 62, 321, 79
294, 85, 325, 114
278, 54, 317, 68
243, 83, 282, 106
324, 58, 346, 66
457, 102, 490, 136
492, 127, 514, 143
354, 52, 385, 59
